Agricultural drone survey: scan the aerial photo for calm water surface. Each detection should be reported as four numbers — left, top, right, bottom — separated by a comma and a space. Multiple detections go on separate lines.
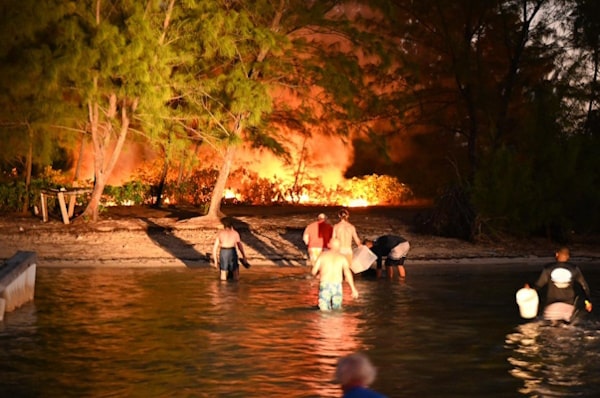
1, 262, 600, 397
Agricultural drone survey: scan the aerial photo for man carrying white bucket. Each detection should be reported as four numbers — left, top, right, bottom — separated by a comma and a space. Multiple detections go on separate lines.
523, 247, 593, 323
363, 235, 410, 280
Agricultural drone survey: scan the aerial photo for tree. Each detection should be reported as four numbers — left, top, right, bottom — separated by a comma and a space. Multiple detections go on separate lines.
0, 0, 75, 213
355, 0, 574, 237
571, 0, 600, 134
52, 0, 174, 221
182, 1, 395, 220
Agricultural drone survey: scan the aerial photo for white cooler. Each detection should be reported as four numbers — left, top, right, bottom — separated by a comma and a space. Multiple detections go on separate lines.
351, 246, 377, 274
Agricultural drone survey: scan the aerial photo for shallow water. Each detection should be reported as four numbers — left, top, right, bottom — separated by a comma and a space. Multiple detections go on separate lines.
1, 262, 600, 397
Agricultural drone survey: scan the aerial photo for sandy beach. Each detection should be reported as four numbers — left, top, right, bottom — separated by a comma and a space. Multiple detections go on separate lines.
1, 205, 599, 268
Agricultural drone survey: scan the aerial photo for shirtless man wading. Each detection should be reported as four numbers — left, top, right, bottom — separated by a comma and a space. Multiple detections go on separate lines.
212, 218, 248, 281
332, 209, 362, 264
311, 238, 359, 311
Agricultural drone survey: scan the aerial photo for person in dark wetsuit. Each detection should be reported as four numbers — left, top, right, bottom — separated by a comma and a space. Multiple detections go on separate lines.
525, 247, 593, 322
212, 217, 248, 281
363, 235, 410, 280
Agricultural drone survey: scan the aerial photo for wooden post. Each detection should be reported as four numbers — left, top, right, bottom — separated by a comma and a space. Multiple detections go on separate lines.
40, 192, 48, 222
67, 193, 77, 218
57, 191, 70, 224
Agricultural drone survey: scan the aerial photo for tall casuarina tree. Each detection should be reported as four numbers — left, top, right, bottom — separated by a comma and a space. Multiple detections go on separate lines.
53, 0, 174, 221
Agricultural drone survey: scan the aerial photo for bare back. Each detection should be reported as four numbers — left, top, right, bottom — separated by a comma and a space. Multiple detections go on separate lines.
333, 220, 359, 250
216, 228, 240, 248
313, 250, 350, 284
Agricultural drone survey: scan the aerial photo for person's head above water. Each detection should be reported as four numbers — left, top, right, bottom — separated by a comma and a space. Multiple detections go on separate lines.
335, 352, 377, 388
220, 217, 234, 229
556, 247, 570, 262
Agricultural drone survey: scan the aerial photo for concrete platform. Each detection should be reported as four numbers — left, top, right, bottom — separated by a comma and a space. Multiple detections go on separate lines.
0, 251, 37, 321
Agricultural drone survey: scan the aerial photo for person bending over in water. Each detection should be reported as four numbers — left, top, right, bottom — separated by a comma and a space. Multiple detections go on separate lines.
525, 246, 592, 323
212, 217, 248, 281
311, 238, 359, 311
363, 235, 410, 280
332, 209, 362, 264
335, 352, 388, 398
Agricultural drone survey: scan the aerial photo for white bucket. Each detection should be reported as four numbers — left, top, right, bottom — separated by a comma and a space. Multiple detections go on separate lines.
516, 287, 539, 319
351, 246, 377, 274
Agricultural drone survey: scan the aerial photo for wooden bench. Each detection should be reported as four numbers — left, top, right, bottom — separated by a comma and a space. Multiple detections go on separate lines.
40, 188, 91, 224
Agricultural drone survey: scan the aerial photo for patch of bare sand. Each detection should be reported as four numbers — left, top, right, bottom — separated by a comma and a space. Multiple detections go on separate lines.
1, 205, 598, 267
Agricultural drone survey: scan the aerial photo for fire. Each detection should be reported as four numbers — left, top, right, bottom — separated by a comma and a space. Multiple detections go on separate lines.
223, 189, 240, 200
346, 198, 370, 207
71, 127, 415, 208
216, 173, 411, 207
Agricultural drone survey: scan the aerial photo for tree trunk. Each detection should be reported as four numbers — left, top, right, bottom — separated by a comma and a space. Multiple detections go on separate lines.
85, 174, 106, 222
73, 131, 86, 183
79, 95, 136, 222
205, 145, 236, 220
154, 146, 169, 208
21, 126, 34, 214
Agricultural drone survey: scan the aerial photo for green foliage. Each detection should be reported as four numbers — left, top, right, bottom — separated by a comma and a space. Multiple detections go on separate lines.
174, 169, 220, 206
0, 180, 29, 212
472, 132, 600, 239
472, 148, 540, 236
103, 181, 151, 206
0, 168, 68, 213
468, 72, 598, 239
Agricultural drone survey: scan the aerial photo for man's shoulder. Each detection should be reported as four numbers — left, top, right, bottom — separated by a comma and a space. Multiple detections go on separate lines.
545, 261, 577, 270
306, 221, 318, 230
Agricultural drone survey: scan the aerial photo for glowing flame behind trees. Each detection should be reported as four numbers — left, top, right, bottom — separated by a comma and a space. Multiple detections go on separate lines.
167, 0, 407, 222
106, 164, 414, 208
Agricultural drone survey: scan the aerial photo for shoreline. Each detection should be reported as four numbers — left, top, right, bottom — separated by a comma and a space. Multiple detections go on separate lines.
1, 205, 599, 268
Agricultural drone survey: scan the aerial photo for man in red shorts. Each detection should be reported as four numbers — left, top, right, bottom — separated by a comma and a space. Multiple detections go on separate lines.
303, 213, 333, 266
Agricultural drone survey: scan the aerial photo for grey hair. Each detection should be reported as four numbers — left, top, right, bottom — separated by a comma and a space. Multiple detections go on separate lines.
335, 352, 377, 387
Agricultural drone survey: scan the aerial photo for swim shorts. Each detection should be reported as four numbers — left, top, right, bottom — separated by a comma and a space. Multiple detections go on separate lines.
389, 241, 410, 260
219, 247, 239, 272
318, 282, 343, 311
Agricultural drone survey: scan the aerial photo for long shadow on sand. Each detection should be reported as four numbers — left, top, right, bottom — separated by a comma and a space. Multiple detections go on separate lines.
141, 217, 208, 268
229, 217, 306, 267
149, 210, 308, 268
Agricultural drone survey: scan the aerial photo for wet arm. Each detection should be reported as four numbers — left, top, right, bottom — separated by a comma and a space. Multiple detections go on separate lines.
532, 269, 549, 290
353, 228, 361, 247
236, 241, 247, 259
577, 271, 594, 311
212, 238, 220, 266
302, 227, 309, 246
311, 259, 321, 277
376, 255, 383, 269
575, 270, 592, 301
